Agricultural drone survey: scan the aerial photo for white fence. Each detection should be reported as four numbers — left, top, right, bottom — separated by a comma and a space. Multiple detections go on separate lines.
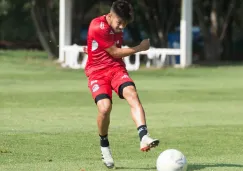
59, 44, 181, 71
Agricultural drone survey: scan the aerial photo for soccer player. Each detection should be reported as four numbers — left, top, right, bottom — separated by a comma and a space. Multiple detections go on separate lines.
85, 0, 159, 168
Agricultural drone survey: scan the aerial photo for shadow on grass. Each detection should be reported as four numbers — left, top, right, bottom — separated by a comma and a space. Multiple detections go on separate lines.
116, 163, 243, 170
115, 166, 156, 170
188, 163, 243, 171
193, 60, 243, 67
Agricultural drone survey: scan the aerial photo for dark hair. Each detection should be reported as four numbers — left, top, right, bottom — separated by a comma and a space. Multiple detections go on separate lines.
111, 0, 134, 23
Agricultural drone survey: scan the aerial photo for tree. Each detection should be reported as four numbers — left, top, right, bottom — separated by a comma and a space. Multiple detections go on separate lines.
0, 0, 37, 46
133, 0, 180, 48
30, 0, 98, 58
30, 0, 59, 58
72, 0, 98, 44
194, 0, 242, 61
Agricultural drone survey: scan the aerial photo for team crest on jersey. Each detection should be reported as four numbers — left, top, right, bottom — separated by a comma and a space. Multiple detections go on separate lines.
92, 40, 98, 51
100, 22, 105, 29
92, 84, 99, 92
90, 80, 98, 85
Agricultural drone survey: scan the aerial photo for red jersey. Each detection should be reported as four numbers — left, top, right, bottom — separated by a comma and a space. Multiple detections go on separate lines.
85, 15, 125, 77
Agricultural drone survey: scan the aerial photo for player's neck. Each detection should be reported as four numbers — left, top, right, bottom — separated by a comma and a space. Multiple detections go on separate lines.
105, 14, 111, 26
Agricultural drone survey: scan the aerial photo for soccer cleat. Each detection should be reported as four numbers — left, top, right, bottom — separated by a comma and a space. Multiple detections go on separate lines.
140, 134, 160, 152
101, 147, 115, 169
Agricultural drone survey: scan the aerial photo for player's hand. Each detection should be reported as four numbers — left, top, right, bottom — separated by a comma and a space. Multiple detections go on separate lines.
139, 39, 150, 51
83, 46, 88, 54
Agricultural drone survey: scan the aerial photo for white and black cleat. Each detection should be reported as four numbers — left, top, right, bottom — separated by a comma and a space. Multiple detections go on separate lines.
101, 147, 115, 169
140, 134, 160, 152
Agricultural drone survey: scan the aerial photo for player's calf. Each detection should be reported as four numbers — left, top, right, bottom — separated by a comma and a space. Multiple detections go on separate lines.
97, 98, 112, 137
96, 98, 114, 168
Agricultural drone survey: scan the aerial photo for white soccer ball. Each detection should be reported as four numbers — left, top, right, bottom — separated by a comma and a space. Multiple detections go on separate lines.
156, 149, 187, 171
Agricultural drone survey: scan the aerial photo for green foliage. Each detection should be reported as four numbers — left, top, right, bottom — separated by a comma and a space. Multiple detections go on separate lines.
0, 0, 11, 16
1, 0, 243, 60
0, 0, 36, 41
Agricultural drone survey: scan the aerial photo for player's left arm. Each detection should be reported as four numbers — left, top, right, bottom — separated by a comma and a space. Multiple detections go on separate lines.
105, 39, 150, 58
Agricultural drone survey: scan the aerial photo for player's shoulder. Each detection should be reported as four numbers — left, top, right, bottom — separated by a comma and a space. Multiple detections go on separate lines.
90, 15, 111, 33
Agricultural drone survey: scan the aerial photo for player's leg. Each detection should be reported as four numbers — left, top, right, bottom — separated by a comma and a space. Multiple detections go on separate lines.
121, 85, 159, 152
119, 83, 145, 128
111, 68, 159, 152
88, 77, 114, 168
96, 96, 112, 146
96, 97, 115, 169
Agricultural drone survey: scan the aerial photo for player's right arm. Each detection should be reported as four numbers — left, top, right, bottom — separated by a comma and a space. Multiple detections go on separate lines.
105, 39, 150, 59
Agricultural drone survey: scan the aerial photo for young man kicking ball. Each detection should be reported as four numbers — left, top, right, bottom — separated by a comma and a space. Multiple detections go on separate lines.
85, 0, 159, 168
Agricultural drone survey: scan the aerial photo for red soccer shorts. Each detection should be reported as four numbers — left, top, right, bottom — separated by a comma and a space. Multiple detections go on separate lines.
87, 66, 135, 103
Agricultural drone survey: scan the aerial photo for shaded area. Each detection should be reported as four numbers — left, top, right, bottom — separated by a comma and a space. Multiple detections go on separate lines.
115, 166, 156, 170
115, 163, 243, 170
188, 163, 243, 170
193, 61, 243, 67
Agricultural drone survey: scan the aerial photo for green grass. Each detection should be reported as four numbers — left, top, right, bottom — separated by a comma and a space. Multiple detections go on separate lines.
1, 50, 243, 171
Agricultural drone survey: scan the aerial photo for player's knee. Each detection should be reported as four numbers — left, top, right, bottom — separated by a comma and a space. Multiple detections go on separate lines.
118, 82, 136, 99
97, 99, 112, 115
99, 105, 112, 115
124, 86, 139, 101
129, 89, 138, 100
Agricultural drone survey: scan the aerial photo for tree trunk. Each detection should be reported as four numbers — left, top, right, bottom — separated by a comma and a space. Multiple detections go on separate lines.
31, 1, 55, 58
46, 0, 57, 45
204, 35, 221, 61
204, 0, 221, 61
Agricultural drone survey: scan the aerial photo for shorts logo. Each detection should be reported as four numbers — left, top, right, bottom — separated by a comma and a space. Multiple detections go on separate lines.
92, 84, 99, 92
90, 80, 98, 85
121, 74, 129, 79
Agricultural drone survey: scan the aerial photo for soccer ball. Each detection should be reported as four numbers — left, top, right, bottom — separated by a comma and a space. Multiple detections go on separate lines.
156, 149, 187, 171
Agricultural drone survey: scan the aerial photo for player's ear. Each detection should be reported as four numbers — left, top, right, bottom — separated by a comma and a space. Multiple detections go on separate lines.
107, 12, 112, 18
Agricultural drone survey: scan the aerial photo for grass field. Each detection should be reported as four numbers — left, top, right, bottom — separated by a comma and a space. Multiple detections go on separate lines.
1, 50, 243, 171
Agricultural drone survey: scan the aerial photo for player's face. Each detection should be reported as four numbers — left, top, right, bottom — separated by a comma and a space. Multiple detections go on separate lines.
110, 13, 127, 33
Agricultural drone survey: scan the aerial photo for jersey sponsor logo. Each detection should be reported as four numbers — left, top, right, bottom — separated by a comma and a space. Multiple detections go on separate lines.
92, 84, 99, 92
116, 40, 119, 45
100, 22, 104, 29
92, 40, 98, 51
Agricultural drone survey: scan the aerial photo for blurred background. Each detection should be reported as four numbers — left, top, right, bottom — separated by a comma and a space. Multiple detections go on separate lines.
1, 0, 243, 63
